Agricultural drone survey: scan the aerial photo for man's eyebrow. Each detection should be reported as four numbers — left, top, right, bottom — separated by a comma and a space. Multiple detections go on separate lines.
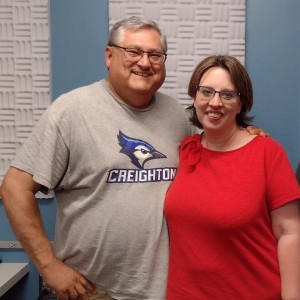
126, 46, 164, 52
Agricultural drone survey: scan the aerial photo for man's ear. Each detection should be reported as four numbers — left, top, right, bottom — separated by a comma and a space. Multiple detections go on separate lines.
105, 46, 113, 68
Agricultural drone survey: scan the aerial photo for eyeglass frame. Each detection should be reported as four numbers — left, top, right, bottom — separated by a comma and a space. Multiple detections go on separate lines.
197, 86, 241, 101
109, 44, 167, 64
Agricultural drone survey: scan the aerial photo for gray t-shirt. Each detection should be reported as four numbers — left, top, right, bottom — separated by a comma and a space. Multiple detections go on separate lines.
12, 80, 192, 299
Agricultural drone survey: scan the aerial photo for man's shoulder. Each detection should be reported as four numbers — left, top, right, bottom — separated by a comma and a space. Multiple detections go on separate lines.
155, 90, 176, 101
155, 91, 185, 110
50, 80, 105, 110
56, 80, 104, 101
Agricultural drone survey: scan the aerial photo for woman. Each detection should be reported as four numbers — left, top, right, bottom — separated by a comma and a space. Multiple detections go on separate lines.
164, 55, 300, 300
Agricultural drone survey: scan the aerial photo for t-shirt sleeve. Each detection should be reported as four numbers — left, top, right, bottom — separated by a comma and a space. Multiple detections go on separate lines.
266, 142, 300, 210
11, 108, 69, 193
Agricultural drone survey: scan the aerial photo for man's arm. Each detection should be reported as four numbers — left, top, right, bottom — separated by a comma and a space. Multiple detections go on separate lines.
1, 167, 97, 300
271, 200, 300, 300
246, 125, 270, 137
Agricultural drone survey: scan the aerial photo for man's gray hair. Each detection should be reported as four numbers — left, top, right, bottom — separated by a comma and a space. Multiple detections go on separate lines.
108, 16, 167, 52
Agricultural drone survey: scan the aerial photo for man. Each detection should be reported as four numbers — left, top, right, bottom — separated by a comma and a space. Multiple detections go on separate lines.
1, 16, 190, 300
1, 16, 263, 300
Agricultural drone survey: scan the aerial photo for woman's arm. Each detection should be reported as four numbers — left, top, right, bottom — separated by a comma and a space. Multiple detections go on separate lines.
271, 200, 300, 300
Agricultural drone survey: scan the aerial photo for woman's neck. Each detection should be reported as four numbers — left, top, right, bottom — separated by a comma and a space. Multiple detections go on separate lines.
202, 126, 245, 151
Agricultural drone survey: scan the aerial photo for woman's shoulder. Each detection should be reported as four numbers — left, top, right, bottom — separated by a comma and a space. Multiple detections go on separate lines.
253, 135, 285, 150
179, 134, 203, 165
250, 135, 287, 159
180, 134, 202, 154
181, 134, 201, 147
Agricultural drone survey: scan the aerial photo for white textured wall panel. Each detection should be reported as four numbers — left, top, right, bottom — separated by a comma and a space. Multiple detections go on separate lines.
109, 0, 245, 106
0, 0, 50, 183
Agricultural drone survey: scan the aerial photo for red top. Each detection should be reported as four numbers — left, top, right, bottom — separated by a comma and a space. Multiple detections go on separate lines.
164, 134, 300, 300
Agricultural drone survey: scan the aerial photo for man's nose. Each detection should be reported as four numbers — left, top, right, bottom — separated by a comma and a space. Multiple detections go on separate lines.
137, 53, 151, 66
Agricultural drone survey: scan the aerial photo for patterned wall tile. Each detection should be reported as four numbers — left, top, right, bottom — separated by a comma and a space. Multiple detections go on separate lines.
0, 0, 245, 185
0, 0, 50, 183
109, 0, 245, 106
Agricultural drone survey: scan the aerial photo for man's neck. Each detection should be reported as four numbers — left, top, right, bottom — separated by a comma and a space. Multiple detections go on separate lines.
106, 78, 154, 109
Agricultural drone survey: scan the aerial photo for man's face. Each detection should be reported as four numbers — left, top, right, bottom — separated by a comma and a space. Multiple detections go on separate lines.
105, 28, 166, 108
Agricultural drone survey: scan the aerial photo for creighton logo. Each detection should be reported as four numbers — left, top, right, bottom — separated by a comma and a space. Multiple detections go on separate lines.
117, 130, 166, 169
106, 131, 177, 183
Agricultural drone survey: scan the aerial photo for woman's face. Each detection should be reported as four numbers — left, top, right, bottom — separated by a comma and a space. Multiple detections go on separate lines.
194, 67, 242, 133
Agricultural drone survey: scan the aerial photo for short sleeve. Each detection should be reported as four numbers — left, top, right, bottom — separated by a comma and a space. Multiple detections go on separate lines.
12, 108, 69, 192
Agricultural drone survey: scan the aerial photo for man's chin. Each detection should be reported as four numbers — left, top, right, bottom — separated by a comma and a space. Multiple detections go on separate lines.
130, 84, 152, 94
131, 82, 162, 95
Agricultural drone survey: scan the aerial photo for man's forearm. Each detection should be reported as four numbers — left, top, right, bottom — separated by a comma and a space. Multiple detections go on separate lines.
1, 168, 56, 273
4, 192, 55, 270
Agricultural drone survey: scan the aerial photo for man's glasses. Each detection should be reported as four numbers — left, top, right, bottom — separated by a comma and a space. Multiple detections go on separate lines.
197, 86, 240, 101
109, 44, 167, 64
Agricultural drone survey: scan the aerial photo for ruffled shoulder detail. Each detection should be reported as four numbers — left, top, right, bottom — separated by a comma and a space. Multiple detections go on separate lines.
180, 134, 204, 166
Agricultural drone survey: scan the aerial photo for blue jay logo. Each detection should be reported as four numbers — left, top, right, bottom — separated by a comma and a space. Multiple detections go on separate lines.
117, 131, 166, 169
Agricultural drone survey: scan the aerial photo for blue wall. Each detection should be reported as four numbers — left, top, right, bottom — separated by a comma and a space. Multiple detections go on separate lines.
50, 0, 109, 99
246, 0, 300, 170
1, 0, 299, 298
